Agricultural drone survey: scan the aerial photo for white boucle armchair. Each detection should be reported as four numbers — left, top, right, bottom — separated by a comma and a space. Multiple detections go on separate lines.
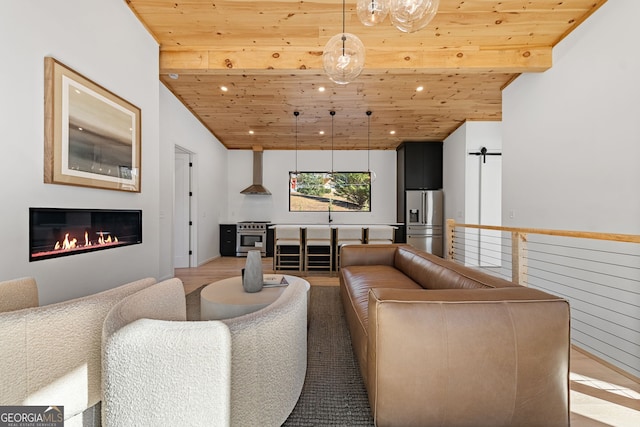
101, 276, 308, 427
221, 278, 308, 427
0, 276, 39, 312
102, 278, 232, 427
0, 277, 157, 427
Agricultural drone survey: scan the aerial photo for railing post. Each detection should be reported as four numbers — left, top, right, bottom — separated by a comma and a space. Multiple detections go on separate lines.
446, 219, 455, 261
511, 231, 528, 285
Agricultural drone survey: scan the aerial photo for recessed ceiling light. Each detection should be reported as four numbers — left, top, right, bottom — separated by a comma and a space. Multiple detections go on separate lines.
220, 86, 228, 92
319, 131, 325, 135
390, 130, 396, 135
249, 130, 254, 135
168, 73, 179, 80
318, 87, 325, 92
416, 86, 424, 92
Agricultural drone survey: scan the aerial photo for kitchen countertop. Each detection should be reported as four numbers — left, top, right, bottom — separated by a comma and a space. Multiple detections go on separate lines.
268, 223, 401, 228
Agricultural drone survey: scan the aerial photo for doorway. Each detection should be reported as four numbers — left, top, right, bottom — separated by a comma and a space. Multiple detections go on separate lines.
174, 146, 194, 268
466, 147, 502, 267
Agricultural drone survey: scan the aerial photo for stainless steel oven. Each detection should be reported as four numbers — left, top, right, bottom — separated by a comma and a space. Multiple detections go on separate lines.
236, 221, 268, 257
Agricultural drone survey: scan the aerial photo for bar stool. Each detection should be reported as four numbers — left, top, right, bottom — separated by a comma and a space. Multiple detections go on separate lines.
366, 226, 395, 244
335, 226, 364, 269
274, 226, 303, 273
305, 226, 333, 275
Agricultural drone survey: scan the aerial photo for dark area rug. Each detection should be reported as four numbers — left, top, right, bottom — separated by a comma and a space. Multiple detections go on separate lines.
185, 285, 374, 426
185, 285, 203, 321
283, 286, 374, 426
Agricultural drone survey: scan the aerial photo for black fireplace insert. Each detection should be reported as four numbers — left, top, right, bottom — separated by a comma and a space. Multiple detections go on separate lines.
29, 208, 142, 261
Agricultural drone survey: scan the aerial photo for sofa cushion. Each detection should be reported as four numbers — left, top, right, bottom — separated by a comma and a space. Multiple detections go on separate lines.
341, 265, 421, 330
340, 265, 420, 382
395, 246, 520, 290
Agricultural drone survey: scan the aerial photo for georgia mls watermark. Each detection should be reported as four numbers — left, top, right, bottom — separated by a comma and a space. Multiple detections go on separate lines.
0, 406, 63, 427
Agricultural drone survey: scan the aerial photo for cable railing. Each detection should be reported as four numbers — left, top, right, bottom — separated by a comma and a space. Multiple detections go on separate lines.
445, 219, 640, 381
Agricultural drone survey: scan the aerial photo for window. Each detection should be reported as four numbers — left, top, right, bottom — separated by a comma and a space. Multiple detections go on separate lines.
289, 172, 371, 212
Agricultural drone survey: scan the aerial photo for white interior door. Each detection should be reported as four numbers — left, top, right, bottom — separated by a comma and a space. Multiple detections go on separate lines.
174, 150, 191, 268
479, 155, 502, 266
465, 151, 502, 267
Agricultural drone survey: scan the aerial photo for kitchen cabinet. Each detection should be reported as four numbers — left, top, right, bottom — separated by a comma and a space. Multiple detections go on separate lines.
398, 142, 443, 190
266, 226, 274, 257
397, 141, 443, 223
220, 224, 237, 256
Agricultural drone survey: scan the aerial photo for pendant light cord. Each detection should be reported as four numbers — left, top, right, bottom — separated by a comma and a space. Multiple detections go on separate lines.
366, 110, 372, 172
294, 111, 299, 172
330, 111, 336, 172
341, 0, 346, 56
342, 0, 346, 34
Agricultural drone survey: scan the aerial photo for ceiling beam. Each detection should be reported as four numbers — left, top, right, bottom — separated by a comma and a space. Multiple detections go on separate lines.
159, 46, 552, 75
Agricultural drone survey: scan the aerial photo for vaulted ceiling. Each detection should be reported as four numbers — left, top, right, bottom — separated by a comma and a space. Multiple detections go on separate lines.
126, 0, 607, 150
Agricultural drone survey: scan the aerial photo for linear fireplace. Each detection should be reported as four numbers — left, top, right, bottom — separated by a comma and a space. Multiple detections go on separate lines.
29, 208, 142, 262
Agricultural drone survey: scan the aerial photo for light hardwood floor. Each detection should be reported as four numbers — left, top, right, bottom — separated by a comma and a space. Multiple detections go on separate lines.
175, 257, 640, 427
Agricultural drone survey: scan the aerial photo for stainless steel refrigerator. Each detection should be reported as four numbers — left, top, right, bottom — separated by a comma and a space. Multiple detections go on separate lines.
405, 190, 444, 257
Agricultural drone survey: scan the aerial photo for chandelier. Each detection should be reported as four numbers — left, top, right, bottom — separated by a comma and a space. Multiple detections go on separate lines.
323, 0, 366, 84
358, 0, 440, 33
357, 0, 389, 26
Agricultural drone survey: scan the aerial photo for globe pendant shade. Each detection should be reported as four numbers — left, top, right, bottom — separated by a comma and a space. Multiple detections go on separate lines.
357, 0, 389, 26
390, 0, 439, 33
322, 32, 366, 85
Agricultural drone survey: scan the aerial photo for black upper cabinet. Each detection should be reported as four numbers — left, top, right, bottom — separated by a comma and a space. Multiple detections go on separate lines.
398, 142, 443, 190
397, 142, 443, 223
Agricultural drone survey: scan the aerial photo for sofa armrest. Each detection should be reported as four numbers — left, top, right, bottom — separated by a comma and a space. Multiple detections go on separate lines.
340, 244, 402, 268
367, 287, 570, 427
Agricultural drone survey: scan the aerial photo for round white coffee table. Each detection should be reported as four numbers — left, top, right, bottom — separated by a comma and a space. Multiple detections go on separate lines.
200, 274, 310, 321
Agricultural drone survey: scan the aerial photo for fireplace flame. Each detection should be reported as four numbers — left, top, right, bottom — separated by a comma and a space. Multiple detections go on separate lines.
52, 231, 118, 252
61, 233, 78, 250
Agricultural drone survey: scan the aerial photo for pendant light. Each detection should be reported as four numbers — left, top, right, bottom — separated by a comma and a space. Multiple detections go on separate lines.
323, 0, 366, 84
293, 111, 299, 173
357, 0, 389, 26
366, 110, 377, 182
389, 0, 440, 33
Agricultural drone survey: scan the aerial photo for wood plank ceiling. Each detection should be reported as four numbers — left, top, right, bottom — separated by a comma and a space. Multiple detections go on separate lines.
126, 0, 607, 150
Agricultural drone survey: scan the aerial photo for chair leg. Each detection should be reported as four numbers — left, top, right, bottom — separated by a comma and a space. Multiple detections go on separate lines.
275, 245, 303, 273
305, 245, 332, 275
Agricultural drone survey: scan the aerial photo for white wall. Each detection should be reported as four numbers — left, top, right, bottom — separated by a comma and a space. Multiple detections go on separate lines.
443, 125, 467, 223
503, 0, 640, 234
225, 149, 397, 225
502, 0, 640, 377
444, 121, 502, 266
0, 1, 160, 304
444, 121, 502, 225
159, 84, 229, 271
464, 122, 502, 227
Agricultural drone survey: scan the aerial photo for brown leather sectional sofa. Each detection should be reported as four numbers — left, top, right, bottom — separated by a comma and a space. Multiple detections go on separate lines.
339, 244, 570, 427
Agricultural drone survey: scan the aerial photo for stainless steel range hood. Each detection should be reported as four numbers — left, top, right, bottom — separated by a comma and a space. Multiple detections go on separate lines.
240, 148, 271, 195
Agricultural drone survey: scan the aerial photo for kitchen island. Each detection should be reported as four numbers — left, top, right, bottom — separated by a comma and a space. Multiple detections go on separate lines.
269, 224, 403, 273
